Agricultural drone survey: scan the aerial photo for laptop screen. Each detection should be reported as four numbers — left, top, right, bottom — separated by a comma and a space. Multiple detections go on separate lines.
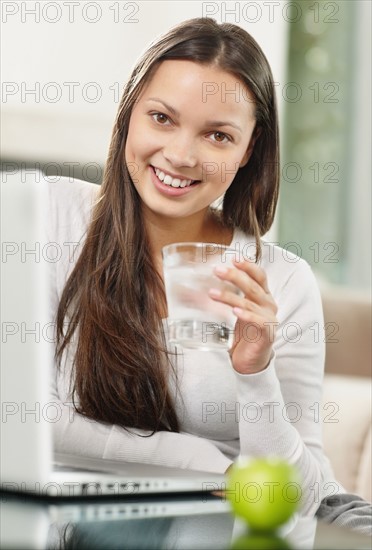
1, 178, 53, 486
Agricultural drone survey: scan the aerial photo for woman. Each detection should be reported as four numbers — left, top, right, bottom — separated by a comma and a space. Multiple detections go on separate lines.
49, 17, 338, 517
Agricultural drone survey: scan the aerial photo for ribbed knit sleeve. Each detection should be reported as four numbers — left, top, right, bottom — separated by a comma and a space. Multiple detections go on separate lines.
234, 259, 337, 515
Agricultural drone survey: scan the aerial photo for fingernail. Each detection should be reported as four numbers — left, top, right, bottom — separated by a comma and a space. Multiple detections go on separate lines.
209, 288, 221, 298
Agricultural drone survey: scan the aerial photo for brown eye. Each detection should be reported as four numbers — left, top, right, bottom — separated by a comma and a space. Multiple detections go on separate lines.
153, 113, 169, 124
211, 131, 229, 143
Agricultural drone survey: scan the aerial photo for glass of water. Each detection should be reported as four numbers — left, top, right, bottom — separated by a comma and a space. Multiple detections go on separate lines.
162, 242, 243, 350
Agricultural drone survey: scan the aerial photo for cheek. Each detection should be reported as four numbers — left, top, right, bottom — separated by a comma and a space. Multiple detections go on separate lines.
124, 127, 143, 184
125, 110, 143, 159
124, 126, 134, 161
211, 157, 242, 188
125, 134, 145, 171
126, 124, 157, 166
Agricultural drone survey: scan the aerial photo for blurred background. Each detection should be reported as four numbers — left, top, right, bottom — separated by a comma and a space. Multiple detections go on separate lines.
1, 0, 370, 290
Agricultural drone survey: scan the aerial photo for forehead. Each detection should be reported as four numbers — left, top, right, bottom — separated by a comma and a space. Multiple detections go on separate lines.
138, 59, 256, 121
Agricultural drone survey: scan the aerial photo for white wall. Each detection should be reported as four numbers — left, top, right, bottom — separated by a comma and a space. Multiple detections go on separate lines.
1, 1, 289, 166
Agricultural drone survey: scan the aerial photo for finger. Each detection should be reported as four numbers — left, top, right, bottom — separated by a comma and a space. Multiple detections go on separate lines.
208, 287, 262, 314
232, 259, 270, 294
214, 265, 269, 305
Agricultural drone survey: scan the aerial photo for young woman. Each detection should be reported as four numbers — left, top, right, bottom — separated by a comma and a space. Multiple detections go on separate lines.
48, 17, 339, 517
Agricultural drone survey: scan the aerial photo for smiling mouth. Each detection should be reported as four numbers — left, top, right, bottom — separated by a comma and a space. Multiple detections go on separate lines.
151, 166, 201, 188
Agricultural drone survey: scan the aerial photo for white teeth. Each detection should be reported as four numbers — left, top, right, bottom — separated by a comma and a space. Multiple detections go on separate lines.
154, 167, 194, 188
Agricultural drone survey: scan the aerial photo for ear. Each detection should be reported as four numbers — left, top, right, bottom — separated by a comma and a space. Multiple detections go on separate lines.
239, 127, 261, 168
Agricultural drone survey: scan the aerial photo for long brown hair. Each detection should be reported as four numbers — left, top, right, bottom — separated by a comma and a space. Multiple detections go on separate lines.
56, 18, 280, 433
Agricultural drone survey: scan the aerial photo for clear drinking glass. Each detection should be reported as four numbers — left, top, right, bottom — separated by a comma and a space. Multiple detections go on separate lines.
162, 242, 243, 350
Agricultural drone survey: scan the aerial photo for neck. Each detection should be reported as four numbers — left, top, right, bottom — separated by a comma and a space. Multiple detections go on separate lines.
143, 207, 232, 261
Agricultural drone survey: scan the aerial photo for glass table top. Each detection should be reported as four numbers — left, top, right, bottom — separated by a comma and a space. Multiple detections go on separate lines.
1, 492, 371, 550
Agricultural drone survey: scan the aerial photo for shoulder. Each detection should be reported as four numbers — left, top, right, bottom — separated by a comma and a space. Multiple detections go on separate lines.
43, 176, 101, 294
46, 175, 100, 220
232, 229, 318, 298
260, 238, 314, 288
45, 175, 100, 241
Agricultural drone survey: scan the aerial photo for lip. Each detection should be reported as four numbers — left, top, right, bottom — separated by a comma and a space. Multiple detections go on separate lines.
149, 166, 200, 197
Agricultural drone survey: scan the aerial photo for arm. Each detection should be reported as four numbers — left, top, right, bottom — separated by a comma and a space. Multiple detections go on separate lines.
45, 176, 232, 474
239, 261, 341, 515
210, 258, 339, 515
49, 256, 232, 473
50, 360, 232, 473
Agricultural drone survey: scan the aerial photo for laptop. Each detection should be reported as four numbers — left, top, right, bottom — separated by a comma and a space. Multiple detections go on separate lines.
0, 177, 226, 503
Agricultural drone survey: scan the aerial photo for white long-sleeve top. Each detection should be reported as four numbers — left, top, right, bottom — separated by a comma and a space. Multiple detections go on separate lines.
46, 176, 340, 515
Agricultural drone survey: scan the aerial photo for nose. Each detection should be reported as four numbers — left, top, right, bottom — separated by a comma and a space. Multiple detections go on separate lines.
162, 132, 197, 169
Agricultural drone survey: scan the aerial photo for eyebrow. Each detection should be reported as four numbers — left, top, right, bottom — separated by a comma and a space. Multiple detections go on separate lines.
146, 97, 243, 133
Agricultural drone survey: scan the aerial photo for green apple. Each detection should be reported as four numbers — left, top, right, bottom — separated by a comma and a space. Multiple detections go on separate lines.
231, 532, 292, 549
226, 457, 301, 532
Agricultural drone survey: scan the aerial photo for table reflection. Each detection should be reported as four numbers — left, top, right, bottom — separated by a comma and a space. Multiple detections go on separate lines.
48, 501, 315, 550
1, 494, 370, 550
